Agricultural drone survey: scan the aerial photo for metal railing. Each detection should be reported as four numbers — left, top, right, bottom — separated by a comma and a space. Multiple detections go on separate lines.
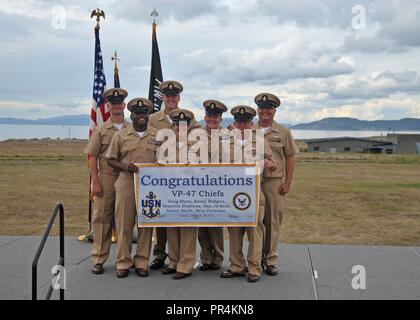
32, 202, 65, 300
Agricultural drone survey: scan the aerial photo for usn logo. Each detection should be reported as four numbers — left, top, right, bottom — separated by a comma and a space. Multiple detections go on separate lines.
233, 192, 251, 211
141, 191, 161, 218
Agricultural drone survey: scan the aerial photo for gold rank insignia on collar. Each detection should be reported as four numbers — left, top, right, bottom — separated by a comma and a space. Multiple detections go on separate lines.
149, 137, 161, 145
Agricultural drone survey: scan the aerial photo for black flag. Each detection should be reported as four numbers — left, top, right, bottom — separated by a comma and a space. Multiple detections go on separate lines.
148, 21, 163, 113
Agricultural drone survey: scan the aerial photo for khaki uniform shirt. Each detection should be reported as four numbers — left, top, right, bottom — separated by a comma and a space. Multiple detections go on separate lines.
192, 125, 223, 163
188, 125, 235, 164
84, 119, 129, 176
163, 140, 195, 164
105, 124, 159, 166
148, 108, 200, 131
256, 121, 298, 178
218, 130, 275, 169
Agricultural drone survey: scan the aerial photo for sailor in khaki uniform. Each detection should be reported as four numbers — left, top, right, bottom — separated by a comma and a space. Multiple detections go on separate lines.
147, 80, 199, 270
106, 97, 159, 278
219, 106, 277, 283
197, 100, 227, 271
84, 87, 128, 275
160, 109, 198, 280
255, 93, 298, 276
148, 80, 200, 131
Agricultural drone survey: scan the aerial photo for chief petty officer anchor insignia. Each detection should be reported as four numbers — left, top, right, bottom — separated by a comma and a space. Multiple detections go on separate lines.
141, 191, 161, 218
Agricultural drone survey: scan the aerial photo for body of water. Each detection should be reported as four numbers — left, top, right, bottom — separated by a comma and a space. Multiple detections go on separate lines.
0, 124, 90, 141
0, 124, 419, 141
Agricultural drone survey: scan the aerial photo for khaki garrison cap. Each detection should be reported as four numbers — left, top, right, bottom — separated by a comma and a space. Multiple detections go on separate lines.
127, 97, 153, 113
254, 92, 281, 109
103, 88, 128, 104
231, 105, 256, 122
169, 108, 195, 124
159, 80, 183, 96
203, 99, 228, 115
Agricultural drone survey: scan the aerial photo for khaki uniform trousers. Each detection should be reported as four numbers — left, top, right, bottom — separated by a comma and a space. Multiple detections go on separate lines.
91, 172, 117, 265
167, 227, 198, 274
115, 173, 153, 270
153, 228, 168, 261
227, 192, 266, 276
198, 228, 224, 266
261, 177, 285, 267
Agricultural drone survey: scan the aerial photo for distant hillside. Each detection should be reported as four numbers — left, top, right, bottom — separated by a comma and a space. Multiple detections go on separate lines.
291, 117, 420, 131
0, 115, 292, 128
0, 115, 90, 126
198, 117, 291, 128
7, 114, 418, 130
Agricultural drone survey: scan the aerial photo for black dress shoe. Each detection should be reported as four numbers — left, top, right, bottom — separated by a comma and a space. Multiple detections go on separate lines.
220, 269, 245, 278
247, 274, 260, 283
199, 263, 212, 271
91, 263, 104, 275
135, 268, 149, 277
162, 267, 176, 275
150, 258, 165, 270
210, 263, 221, 270
173, 272, 191, 280
265, 265, 278, 276
261, 261, 266, 271
116, 269, 129, 278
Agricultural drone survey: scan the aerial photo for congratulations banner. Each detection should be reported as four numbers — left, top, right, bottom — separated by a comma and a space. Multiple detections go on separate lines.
135, 164, 260, 227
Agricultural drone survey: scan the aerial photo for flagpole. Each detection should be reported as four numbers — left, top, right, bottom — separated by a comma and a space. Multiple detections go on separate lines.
79, 8, 106, 242
149, 8, 164, 113
112, 50, 120, 88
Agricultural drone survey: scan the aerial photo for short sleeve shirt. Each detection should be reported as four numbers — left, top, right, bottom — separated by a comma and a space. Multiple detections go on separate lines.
256, 121, 298, 178
84, 119, 128, 176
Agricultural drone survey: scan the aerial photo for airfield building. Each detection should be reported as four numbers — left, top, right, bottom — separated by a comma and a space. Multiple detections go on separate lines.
305, 134, 420, 154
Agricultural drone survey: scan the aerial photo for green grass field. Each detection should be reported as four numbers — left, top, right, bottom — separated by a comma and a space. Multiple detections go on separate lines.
1, 139, 419, 246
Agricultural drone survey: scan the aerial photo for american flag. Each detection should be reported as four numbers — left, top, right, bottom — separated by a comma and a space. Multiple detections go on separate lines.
89, 28, 108, 137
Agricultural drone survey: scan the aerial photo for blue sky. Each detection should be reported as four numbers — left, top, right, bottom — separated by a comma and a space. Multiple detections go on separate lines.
1, 0, 420, 123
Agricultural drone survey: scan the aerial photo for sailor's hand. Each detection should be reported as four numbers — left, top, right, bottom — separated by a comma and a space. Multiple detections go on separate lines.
91, 181, 102, 197
126, 163, 138, 173
263, 159, 277, 170
278, 182, 291, 195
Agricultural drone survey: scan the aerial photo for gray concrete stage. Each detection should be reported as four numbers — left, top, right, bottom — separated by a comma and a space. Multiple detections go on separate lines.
0, 236, 419, 300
